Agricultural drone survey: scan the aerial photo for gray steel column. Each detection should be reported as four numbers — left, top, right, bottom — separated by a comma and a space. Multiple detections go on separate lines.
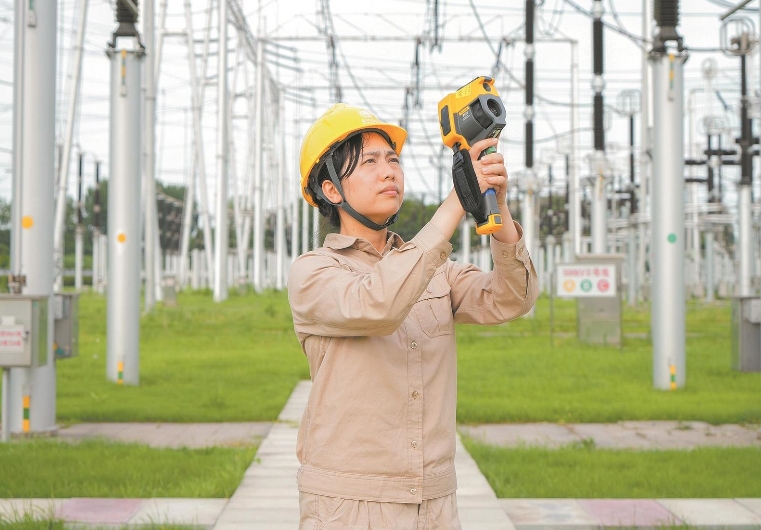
179, 111, 195, 289
213, 0, 228, 302
8, 0, 57, 433
291, 120, 300, 261
6, 0, 23, 441
705, 228, 715, 302
739, 186, 753, 295
75, 154, 84, 292
252, 35, 265, 292
144, 0, 157, 311
301, 197, 310, 254
106, 25, 144, 385
591, 0, 606, 254
53, 0, 89, 293
460, 218, 471, 264
275, 93, 286, 289
639, 0, 652, 299
183, 0, 214, 289
570, 41, 581, 257
650, 1, 685, 390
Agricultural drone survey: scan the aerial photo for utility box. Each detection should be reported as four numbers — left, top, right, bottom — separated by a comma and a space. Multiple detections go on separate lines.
0, 295, 49, 368
557, 254, 624, 346
54, 293, 79, 360
731, 296, 761, 372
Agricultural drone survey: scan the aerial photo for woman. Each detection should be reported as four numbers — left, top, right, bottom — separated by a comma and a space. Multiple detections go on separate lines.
288, 103, 538, 530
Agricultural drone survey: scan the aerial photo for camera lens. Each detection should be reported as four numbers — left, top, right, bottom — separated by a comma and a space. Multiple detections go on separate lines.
487, 98, 502, 117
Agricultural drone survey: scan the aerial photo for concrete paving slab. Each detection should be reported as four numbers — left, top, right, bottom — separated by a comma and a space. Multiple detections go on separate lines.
569, 423, 654, 449
56, 498, 144, 524
58, 422, 272, 449
127, 499, 227, 526
498, 499, 598, 529
578, 499, 681, 527
459, 423, 581, 448
737, 498, 761, 517
0, 499, 63, 520
658, 499, 761, 527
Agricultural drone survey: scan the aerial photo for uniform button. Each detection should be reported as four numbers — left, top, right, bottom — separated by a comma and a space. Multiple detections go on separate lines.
412, 391, 419, 399
439, 252, 447, 259
517, 247, 524, 257
502, 251, 508, 258
426, 286, 432, 293
410, 488, 417, 495
411, 341, 418, 350
411, 440, 418, 449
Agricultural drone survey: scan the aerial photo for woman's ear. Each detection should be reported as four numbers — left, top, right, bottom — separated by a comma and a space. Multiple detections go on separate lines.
321, 179, 343, 205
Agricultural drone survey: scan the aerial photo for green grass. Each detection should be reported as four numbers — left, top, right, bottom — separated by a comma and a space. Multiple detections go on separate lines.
456, 297, 761, 424
463, 437, 761, 498
0, 516, 195, 530
55, 290, 309, 423
0, 439, 257, 498
1, 290, 757, 424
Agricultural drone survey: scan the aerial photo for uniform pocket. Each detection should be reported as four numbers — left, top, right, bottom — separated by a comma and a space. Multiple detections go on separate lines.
414, 274, 454, 338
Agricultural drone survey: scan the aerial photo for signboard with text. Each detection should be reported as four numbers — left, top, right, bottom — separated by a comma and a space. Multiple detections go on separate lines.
556, 264, 617, 298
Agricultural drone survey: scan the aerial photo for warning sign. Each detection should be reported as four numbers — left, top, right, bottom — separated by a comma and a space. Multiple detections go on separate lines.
556, 264, 617, 298
0, 325, 26, 353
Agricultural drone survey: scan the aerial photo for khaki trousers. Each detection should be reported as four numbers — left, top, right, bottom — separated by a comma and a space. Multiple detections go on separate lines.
299, 491, 462, 530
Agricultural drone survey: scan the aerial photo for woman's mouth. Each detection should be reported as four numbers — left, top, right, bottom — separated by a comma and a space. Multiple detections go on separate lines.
380, 185, 399, 196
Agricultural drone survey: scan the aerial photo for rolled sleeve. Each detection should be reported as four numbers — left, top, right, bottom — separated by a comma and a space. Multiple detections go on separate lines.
448, 221, 538, 324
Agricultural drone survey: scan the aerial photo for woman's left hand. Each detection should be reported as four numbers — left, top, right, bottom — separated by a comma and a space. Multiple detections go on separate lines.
470, 138, 507, 206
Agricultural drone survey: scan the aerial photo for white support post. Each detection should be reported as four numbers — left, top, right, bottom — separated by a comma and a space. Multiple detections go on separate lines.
275, 92, 287, 289
8, 0, 58, 434
144, 0, 158, 312
650, 47, 686, 390
106, 40, 144, 386
213, 0, 229, 303
252, 32, 265, 292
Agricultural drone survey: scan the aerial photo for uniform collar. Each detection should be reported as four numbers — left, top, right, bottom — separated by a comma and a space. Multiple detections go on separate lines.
324, 231, 405, 256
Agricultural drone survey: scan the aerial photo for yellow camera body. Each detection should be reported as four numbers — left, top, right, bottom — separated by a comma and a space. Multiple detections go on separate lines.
438, 76, 506, 152
438, 76, 506, 235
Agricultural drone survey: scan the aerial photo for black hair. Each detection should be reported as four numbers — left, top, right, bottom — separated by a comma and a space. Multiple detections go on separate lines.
308, 131, 394, 228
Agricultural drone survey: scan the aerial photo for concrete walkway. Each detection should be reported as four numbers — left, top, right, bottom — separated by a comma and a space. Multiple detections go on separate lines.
2, 381, 761, 528
459, 420, 761, 450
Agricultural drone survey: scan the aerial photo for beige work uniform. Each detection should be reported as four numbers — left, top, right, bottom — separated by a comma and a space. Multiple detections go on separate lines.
287, 221, 538, 525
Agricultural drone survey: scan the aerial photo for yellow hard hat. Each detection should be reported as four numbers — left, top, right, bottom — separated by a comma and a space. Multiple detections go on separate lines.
299, 103, 407, 207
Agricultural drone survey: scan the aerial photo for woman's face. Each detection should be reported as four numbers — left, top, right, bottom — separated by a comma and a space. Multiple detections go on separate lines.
339, 132, 405, 224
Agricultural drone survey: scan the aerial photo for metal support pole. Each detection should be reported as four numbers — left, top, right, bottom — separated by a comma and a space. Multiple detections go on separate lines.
460, 218, 471, 264
184, 0, 214, 290
106, 33, 144, 385
570, 41, 580, 258
144, 0, 157, 312
591, 0, 606, 254
639, 0, 653, 300
650, 42, 686, 390
75, 154, 84, 292
738, 50, 754, 295
252, 33, 265, 292
291, 119, 300, 261
53, 0, 89, 294
179, 109, 195, 289
301, 196, 310, 254
8, 0, 57, 434
213, 0, 228, 302
705, 228, 715, 302
524, 0, 537, 267
275, 93, 286, 289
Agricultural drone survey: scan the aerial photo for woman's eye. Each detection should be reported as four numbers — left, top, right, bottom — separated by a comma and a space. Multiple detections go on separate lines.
363, 158, 376, 164
389, 157, 400, 164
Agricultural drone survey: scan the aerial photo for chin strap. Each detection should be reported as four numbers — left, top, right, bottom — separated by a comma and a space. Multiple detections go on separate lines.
312, 153, 399, 231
